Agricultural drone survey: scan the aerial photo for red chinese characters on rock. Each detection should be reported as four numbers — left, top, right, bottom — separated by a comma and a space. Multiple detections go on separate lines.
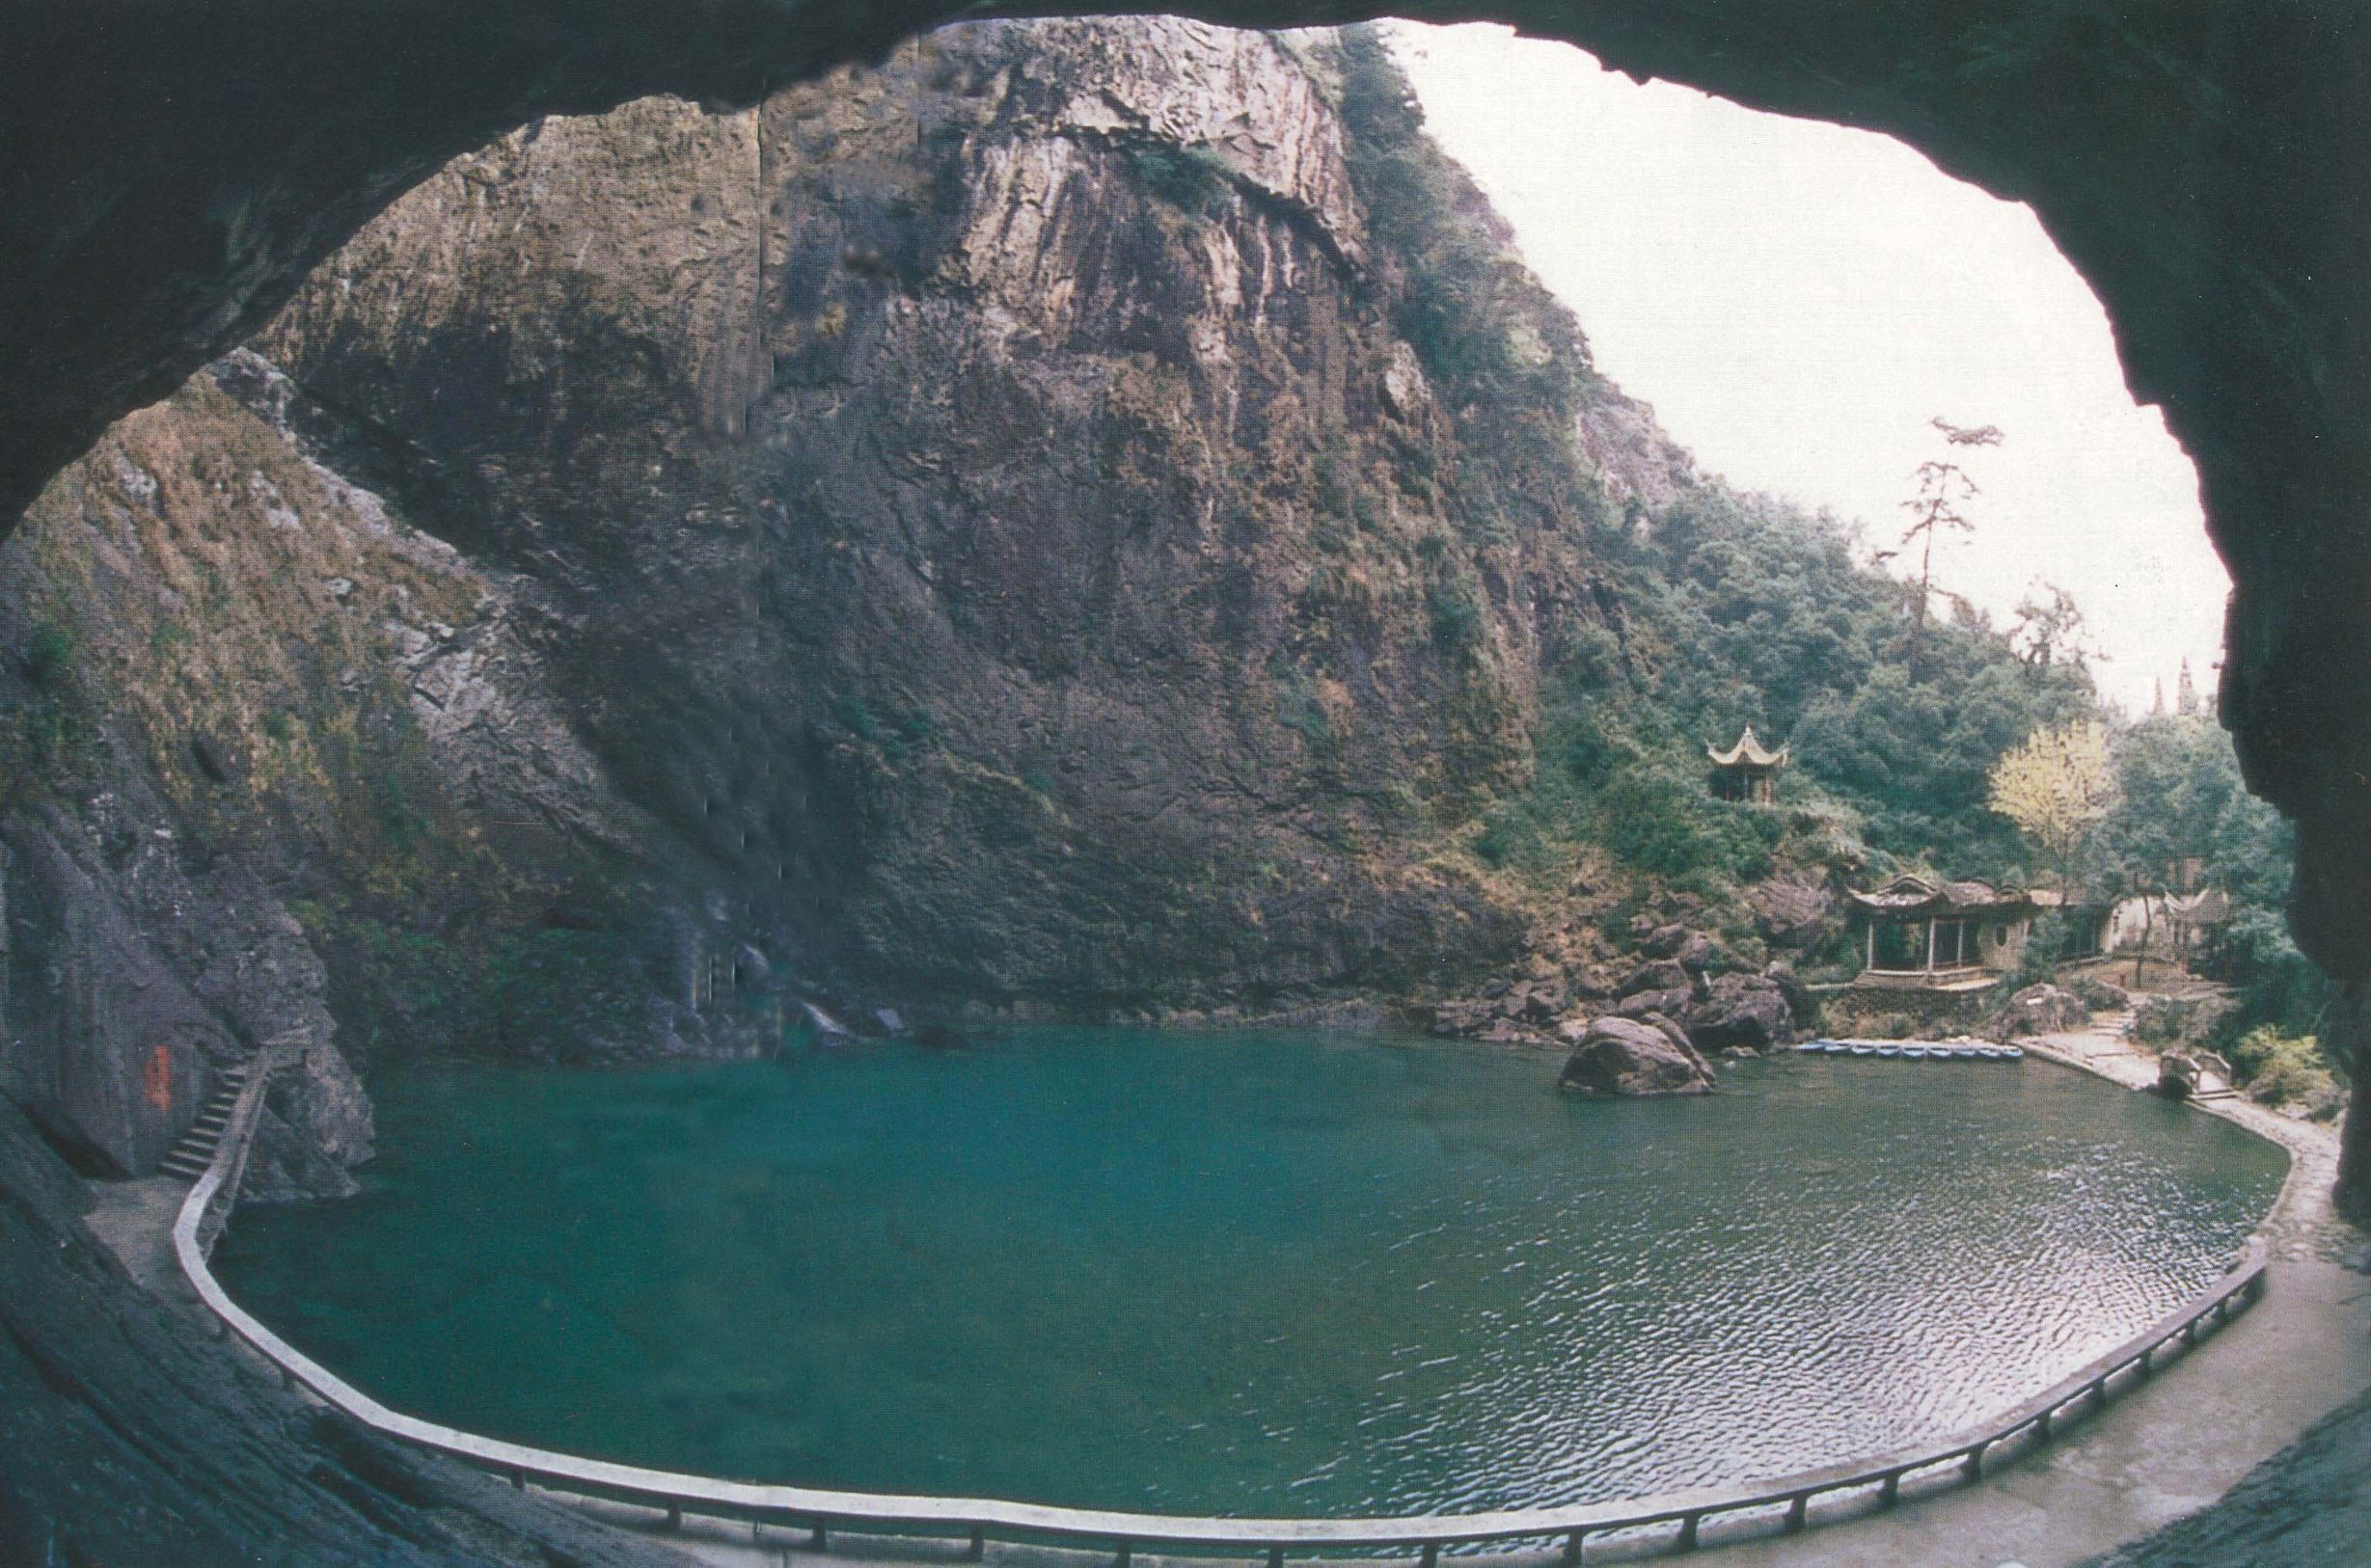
144, 1042, 174, 1113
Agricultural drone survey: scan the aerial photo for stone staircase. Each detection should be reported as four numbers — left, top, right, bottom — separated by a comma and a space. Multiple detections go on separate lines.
156, 1060, 249, 1181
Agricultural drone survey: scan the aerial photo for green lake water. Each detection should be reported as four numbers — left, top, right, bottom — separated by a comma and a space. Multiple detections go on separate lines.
215, 1031, 2285, 1517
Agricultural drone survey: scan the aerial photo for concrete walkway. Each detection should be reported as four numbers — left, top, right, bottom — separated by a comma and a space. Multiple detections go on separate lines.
542, 1258, 2366, 1568
82, 1030, 2370, 1568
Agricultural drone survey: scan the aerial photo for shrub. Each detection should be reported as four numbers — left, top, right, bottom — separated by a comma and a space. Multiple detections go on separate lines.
1129, 144, 1231, 217
1471, 804, 1547, 871
2207, 906, 2334, 1041
1553, 708, 1626, 786
22, 621, 73, 686
1428, 581, 1484, 652
883, 704, 936, 758
2224, 1024, 2342, 1112
1275, 673, 1329, 743
829, 692, 877, 741
2003, 910, 2069, 991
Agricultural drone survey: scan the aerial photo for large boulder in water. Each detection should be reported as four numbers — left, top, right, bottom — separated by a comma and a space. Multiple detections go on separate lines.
1558, 1016, 1716, 1096
1681, 972, 1796, 1054
1999, 984, 2088, 1039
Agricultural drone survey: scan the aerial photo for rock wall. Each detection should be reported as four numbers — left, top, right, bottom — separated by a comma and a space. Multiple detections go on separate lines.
250, 19, 1654, 1015
0, 365, 695, 1183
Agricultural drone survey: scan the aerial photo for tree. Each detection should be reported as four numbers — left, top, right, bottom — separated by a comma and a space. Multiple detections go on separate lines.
2010, 581, 2092, 671
1987, 718, 2116, 894
2100, 713, 2293, 906
1883, 418, 2003, 676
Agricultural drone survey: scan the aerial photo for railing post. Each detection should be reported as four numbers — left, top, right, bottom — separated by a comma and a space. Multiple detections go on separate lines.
810, 1522, 829, 1551
2037, 1409, 2054, 1442
1878, 1473, 1900, 1508
1676, 1512, 1701, 1549
1561, 1528, 1585, 1566
666, 1502, 682, 1529
967, 1527, 985, 1561
1421, 1543, 1439, 1568
1114, 1542, 1131, 1568
1963, 1442, 1986, 1481
1784, 1494, 1809, 1533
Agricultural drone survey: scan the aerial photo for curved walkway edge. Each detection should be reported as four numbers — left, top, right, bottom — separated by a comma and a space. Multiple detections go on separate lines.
2022, 1017, 2359, 1265
150, 1044, 2368, 1568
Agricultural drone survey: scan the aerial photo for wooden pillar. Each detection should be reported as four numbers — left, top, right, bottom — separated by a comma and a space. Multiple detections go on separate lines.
1924, 917, 1936, 972
1867, 921, 1876, 970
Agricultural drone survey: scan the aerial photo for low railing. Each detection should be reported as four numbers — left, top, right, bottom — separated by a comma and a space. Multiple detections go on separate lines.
1858, 964, 1991, 982
175, 1064, 2271, 1563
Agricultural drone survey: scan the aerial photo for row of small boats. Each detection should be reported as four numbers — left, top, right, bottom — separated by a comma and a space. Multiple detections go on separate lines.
1800, 1039, 2024, 1062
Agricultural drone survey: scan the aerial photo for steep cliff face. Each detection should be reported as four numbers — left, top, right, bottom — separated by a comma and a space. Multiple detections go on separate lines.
0, 17, 1706, 1189
252, 19, 1666, 1015
0, 361, 707, 1185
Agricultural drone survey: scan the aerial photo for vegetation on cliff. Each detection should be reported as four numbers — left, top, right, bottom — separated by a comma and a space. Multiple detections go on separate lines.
0, 18, 2311, 1081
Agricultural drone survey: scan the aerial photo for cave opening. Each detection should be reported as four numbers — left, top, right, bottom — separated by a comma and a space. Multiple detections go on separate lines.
3, 5, 2370, 1565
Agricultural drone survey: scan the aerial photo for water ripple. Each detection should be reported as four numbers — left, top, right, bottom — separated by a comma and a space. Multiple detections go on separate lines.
217, 1034, 2283, 1519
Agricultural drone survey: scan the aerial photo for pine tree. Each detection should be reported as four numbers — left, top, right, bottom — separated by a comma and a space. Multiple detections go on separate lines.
1883, 418, 2003, 677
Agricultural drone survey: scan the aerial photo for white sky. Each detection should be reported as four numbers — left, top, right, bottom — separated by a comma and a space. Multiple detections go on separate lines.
1390, 22, 2224, 715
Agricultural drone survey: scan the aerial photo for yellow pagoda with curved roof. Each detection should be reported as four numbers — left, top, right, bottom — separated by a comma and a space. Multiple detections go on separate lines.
1706, 725, 1788, 803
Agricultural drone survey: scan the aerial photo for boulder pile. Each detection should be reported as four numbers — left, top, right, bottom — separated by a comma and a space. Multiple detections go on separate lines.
1997, 984, 2088, 1039
1432, 922, 1816, 1095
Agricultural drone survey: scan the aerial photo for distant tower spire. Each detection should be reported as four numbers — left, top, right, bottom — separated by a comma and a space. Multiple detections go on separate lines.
2176, 658, 2200, 716
2151, 677, 2166, 716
